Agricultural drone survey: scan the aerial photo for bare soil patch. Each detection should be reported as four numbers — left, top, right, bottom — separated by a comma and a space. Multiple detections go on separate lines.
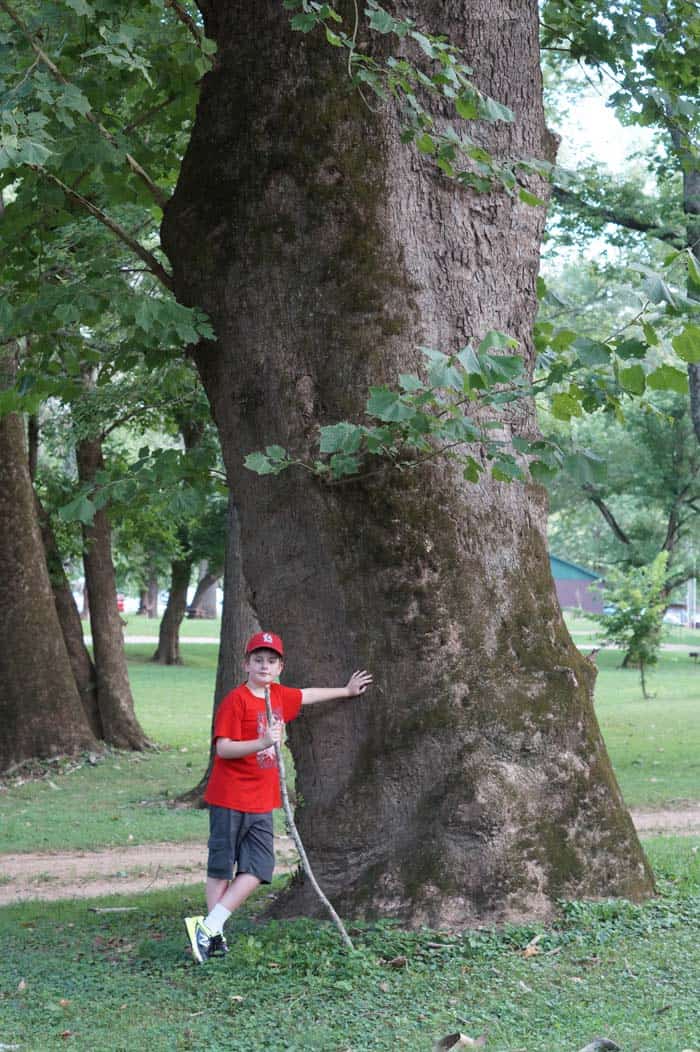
1, 811, 698, 906
0, 836, 298, 906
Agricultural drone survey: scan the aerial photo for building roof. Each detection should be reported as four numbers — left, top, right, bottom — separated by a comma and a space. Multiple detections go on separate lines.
549, 554, 600, 582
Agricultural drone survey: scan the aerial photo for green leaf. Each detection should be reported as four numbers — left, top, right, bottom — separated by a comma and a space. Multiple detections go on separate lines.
642, 321, 659, 347
398, 373, 424, 392
477, 331, 518, 352
63, 0, 93, 13
264, 445, 287, 461
290, 13, 318, 31
615, 338, 647, 360
646, 364, 689, 393
456, 344, 481, 375
366, 386, 414, 422
572, 336, 610, 365
244, 452, 282, 475
319, 422, 363, 454
477, 95, 514, 123
563, 451, 606, 486
416, 133, 436, 155
58, 493, 96, 525
619, 364, 646, 395
455, 93, 479, 120
551, 392, 583, 421
642, 273, 677, 307
518, 187, 546, 207
672, 324, 700, 364
420, 348, 462, 389
367, 6, 396, 33
463, 456, 481, 482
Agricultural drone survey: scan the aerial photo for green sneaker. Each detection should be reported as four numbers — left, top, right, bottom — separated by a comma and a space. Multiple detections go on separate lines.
184, 916, 213, 964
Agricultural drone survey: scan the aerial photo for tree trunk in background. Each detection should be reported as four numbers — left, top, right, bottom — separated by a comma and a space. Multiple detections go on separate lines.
76, 437, 149, 749
0, 352, 97, 771
162, 0, 654, 924
187, 561, 222, 618
36, 495, 102, 739
181, 494, 258, 803
152, 554, 194, 664
137, 575, 159, 618
683, 170, 700, 443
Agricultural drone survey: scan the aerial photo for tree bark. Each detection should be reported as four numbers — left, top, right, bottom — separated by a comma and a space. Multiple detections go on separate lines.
35, 494, 103, 739
76, 436, 149, 749
151, 553, 194, 664
0, 351, 97, 771
187, 561, 222, 618
162, 0, 654, 924
137, 574, 159, 617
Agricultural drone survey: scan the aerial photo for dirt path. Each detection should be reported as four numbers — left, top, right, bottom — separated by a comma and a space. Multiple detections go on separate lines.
1, 811, 698, 906
0, 836, 298, 906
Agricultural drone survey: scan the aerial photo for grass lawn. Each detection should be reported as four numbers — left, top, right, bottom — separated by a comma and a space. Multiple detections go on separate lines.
0, 836, 698, 1051
593, 648, 700, 808
1, 638, 699, 853
1, 625, 699, 1049
120, 616, 222, 638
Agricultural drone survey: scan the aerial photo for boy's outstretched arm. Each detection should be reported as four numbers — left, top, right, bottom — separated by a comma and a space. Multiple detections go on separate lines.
301, 670, 372, 706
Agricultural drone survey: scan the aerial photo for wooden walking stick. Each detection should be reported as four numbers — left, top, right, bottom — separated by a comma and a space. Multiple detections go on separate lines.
264, 686, 354, 951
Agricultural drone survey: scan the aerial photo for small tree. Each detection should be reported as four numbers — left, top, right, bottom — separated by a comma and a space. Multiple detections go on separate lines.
592, 552, 670, 698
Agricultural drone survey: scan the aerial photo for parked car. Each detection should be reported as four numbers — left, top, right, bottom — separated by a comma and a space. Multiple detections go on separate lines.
116, 593, 125, 612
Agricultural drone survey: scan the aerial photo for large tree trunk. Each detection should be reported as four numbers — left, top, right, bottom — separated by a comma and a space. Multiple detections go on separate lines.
0, 352, 97, 771
35, 495, 103, 739
76, 437, 149, 749
187, 561, 221, 618
162, 0, 654, 924
152, 554, 194, 664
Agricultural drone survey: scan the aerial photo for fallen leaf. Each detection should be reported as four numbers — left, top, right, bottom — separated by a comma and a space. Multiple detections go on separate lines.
522, 933, 544, 958
59, 999, 71, 1007
60, 1031, 73, 1040
386, 955, 408, 969
518, 980, 533, 993
379, 981, 390, 993
229, 995, 245, 1003
17, 979, 26, 992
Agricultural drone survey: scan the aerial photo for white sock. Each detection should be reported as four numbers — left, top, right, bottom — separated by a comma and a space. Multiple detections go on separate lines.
204, 903, 231, 935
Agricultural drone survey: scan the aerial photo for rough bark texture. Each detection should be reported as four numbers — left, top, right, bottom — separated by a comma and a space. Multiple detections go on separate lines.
0, 354, 96, 771
36, 495, 102, 739
162, 0, 654, 924
152, 555, 194, 664
76, 437, 149, 749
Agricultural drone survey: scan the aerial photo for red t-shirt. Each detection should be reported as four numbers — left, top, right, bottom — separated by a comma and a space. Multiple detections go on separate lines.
204, 682, 303, 813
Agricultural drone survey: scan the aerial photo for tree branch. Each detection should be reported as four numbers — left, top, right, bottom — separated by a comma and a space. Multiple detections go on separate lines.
552, 185, 685, 247
36, 169, 173, 291
0, 0, 169, 208
582, 485, 631, 545
164, 0, 205, 47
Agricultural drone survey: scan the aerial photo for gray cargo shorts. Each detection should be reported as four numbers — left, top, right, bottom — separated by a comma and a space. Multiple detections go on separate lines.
207, 805, 274, 883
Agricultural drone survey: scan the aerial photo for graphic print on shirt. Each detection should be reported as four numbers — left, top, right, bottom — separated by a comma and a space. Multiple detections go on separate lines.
256, 707, 282, 768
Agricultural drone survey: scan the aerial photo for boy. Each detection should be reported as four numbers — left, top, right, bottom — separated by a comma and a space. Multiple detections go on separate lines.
184, 630, 372, 963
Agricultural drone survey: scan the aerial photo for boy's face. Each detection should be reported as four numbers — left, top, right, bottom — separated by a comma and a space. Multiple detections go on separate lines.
245, 648, 283, 689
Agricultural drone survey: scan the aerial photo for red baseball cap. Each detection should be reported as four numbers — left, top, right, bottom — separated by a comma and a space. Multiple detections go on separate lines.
245, 631, 284, 658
